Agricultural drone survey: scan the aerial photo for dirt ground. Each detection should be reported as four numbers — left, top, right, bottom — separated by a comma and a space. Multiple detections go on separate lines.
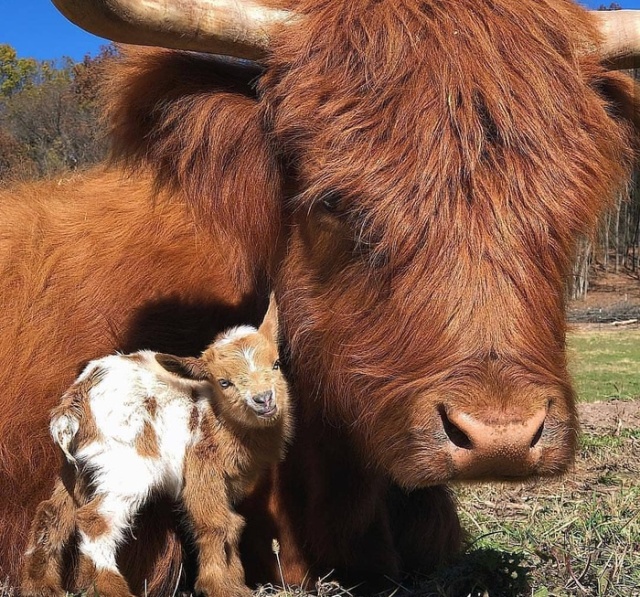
568, 270, 640, 323
568, 270, 640, 433
578, 398, 640, 433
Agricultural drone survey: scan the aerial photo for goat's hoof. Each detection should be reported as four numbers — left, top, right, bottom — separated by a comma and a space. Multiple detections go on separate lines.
195, 578, 252, 597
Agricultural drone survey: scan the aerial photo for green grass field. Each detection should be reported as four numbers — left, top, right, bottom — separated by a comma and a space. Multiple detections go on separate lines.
568, 328, 640, 402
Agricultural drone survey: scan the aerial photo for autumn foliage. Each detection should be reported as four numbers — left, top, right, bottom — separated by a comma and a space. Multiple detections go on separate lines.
0, 44, 115, 182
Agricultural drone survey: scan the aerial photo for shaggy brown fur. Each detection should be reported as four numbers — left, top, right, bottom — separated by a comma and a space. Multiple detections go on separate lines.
21, 302, 291, 597
1, 0, 638, 593
0, 170, 268, 593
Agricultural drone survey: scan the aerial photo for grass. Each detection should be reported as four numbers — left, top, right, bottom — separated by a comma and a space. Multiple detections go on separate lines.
4, 329, 638, 597
568, 328, 640, 402
449, 443, 640, 596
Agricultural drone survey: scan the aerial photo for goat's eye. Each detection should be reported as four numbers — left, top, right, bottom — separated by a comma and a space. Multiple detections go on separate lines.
318, 192, 342, 214
273, 360, 281, 370
219, 379, 233, 389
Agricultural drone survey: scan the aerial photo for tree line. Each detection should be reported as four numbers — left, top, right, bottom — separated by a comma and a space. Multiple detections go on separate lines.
571, 164, 640, 299
0, 43, 638, 294
0, 44, 113, 181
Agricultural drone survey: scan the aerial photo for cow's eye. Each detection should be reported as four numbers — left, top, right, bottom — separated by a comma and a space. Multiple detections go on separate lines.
318, 192, 342, 214
273, 359, 281, 370
219, 379, 233, 389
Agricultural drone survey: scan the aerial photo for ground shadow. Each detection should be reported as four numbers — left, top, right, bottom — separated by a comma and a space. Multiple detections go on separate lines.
398, 548, 532, 597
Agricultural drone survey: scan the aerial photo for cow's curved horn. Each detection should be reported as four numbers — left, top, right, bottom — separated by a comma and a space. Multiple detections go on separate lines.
51, 0, 294, 60
593, 10, 640, 70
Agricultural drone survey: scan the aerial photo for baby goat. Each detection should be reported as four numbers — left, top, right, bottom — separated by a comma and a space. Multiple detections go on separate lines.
21, 299, 291, 597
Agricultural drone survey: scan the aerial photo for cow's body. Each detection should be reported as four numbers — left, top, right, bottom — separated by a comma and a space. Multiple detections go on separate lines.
0, 171, 269, 593
0, 0, 637, 593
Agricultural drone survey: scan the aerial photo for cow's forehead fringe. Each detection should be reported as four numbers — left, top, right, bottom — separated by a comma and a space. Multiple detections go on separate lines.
254, 0, 636, 374
263, 0, 633, 230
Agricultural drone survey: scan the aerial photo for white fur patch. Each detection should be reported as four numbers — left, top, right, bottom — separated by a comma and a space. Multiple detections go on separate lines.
242, 347, 257, 372
216, 325, 257, 346
79, 530, 119, 572
72, 355, 208, 503
50, 413, 80, 466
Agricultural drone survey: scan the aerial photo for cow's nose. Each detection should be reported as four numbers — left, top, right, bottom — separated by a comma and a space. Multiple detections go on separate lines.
439, 404, 548, 478
253, 390, 273, 407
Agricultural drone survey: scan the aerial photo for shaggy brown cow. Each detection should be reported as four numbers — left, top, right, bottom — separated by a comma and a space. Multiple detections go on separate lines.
1, 0, 638, 594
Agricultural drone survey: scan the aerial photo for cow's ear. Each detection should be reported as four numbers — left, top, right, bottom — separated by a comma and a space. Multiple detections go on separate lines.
258, 293, 279, 342
587, 65, 639, 149
103, 47, 282, 271
155, 354, 209, 381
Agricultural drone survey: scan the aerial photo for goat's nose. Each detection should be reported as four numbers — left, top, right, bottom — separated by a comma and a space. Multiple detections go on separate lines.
440, 404, 548, 478
252, 390, 273, 407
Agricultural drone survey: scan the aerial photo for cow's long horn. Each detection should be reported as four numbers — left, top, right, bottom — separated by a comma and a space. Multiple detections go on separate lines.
593, 10, 640, 70
51, 0, 293, 60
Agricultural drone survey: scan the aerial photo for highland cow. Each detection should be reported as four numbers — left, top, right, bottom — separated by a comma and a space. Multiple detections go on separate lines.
0, 0, 638, 594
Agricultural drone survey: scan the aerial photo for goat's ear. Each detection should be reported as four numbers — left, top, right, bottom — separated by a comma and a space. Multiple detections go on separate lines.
155, 354, 209, 381
258, 293, 279, 342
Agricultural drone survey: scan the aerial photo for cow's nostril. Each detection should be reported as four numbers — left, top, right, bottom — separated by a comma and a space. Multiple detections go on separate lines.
530, 399, 552, 448
441, 403, 550, 479
438, 405, 472, 450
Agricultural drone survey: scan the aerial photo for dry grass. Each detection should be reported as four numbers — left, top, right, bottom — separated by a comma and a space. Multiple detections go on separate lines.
0, 579, 14, 597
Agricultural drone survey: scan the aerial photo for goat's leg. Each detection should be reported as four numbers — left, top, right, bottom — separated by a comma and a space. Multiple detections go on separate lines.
21, 479, 75, 597
182, 449, 251, 597
75, 494, 138, 597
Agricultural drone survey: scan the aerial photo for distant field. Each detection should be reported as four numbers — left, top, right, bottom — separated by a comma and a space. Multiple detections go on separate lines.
568, 327, 640, 402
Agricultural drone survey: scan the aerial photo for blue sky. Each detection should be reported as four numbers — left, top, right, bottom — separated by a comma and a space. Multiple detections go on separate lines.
1, 0, 640, 61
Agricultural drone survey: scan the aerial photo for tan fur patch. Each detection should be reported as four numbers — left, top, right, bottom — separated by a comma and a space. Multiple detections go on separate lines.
77, 496, 109, 539
77, 552, 134, 597
144, 396, 158, 419
21, 473, 87, 595
135, 420, 160, 459
76, 554, 97, 589
189, 405, 200, 432
92, 568, 135, 597
52, 378, 102, 453
85, 366, 108, 386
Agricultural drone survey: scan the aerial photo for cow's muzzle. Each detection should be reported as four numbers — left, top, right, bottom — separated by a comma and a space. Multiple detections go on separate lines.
438, 402, 573, 480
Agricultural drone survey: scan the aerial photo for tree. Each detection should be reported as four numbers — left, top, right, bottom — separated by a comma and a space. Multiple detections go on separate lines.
0, 44, 37, 96
72, 45, 119, 107
598, 3, 623, 10
0, 45, 113, 182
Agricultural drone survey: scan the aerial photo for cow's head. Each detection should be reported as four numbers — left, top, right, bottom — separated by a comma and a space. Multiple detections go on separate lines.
54, 0, 639, 487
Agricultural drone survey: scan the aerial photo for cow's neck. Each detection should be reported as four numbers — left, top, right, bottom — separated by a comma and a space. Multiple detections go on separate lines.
277, 370, 399, 584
